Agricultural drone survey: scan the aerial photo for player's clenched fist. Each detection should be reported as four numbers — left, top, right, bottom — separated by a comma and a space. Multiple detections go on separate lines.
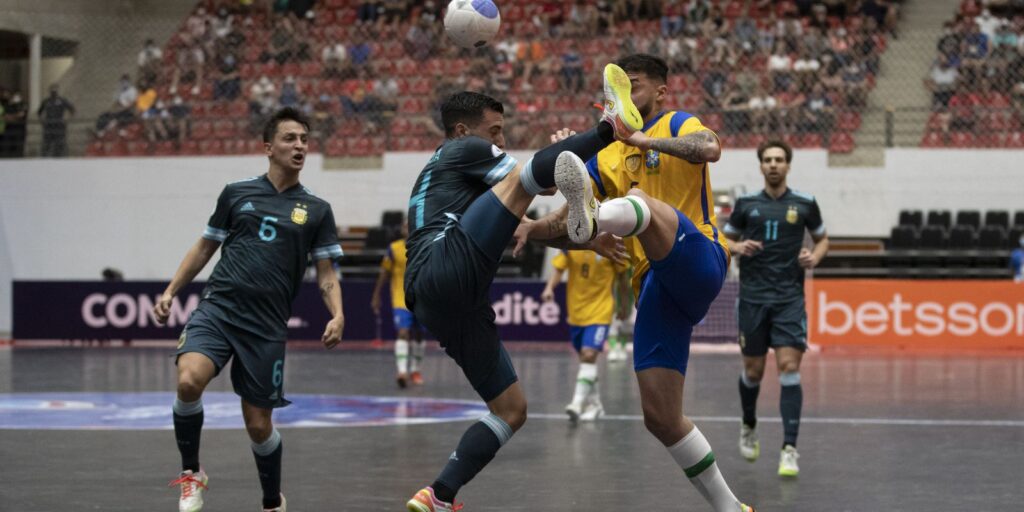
153, 292, 174, 325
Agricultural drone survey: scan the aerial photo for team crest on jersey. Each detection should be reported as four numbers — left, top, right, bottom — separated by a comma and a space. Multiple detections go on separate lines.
645, 150, 661, 169
786, 206, 799, 224
292, 203, 308, 225
738, 332, 746, 348
177, 330, 187, 350
625, 154, 643, 173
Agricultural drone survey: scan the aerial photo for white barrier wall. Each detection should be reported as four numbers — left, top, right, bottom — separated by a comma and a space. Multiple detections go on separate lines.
0, 148, 1021, 333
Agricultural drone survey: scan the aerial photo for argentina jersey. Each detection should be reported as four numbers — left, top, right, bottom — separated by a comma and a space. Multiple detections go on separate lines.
405, 136, 517, 268
724, 189, 825, 303
200, 174, 343, 339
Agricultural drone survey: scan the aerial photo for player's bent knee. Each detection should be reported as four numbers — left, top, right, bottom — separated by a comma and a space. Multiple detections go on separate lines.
245, 419, 274, 443
641, 408, 682, 444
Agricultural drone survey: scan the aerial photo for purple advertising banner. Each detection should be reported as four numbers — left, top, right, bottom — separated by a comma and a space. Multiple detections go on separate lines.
12, 280, 737, 343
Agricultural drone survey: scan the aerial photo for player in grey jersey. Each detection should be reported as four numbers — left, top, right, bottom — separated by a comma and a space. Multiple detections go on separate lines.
154, 108, 344, 512
723, 139, 829, 478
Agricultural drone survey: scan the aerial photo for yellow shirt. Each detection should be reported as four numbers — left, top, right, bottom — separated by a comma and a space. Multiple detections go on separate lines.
381, 239, 408, 309
585, 110, 729, 296
552, 250, 626, 326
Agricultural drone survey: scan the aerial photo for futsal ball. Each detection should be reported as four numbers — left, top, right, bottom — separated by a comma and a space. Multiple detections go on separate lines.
444, 0, 501, 48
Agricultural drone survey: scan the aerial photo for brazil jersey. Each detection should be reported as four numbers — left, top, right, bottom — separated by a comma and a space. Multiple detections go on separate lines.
552, 250, 627, 326
723, 188, 825, 303
586, 110, 728, 295
381, 239, 409, 309
405, 136, 518, 281
200, 174, 343, 340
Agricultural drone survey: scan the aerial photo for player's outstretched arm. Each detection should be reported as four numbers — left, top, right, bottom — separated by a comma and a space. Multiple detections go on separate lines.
316, 258, 344, 349
624, 129, 721, 164
154, 237, 220, 324
540, 267, 565, 303
513, 206, 626, 263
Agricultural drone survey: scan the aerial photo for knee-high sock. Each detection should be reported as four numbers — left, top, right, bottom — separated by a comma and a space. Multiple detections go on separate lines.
779, 372, 802, 447
395, 338, 409, 373
252, 428, 283, 509
598, 196, 652, 237
410, 339, 426, 372
667, 427, 743, 512
571, 362, 597, 407
173, 398, 203, 472
432, 413, 514, 503
519, 123, 615, 195
739, 373, 761, 428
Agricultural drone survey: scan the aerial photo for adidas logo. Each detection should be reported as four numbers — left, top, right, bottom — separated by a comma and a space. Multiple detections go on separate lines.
750, 208, 761, 217
240, 201, 255, 212
448, 451, 459, 462
268, 390, 279, 401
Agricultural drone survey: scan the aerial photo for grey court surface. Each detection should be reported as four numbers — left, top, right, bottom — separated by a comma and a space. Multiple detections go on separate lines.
1, 343, 1022, 511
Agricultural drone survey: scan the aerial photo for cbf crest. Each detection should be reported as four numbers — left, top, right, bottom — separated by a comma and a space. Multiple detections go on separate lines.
291, 203, 309, 225
786, 205, 799, 224
645, 149, 661, 170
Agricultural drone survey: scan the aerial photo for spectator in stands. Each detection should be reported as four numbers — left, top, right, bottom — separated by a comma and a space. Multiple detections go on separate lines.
357, 0, 382, 24
777, 80, 806, 133
665, 34, 695, 73
2, 92, 26, 157
961, 21, 990, 77
793, 47, 821, 91
595, 0, 614, 33
937, 21, 961, 61
167, 94, 191, 144
138, 38, 164, 84
975, 8, 1001, 41
264, 16, 296, 64
405, 17, 434, 62
212, 6, 234, 41
517, 33, 547, 90
801, 82, 834, 135
322, 40, 349, 78
925, 55, 959, 109
381, 0, 409, 26
214, 50, 241, 100
95, 74, 138, 138
536, 0, 566, 35
559, 40, 585, 93
661, 0, 685, 37
768, 41, 794, 92
734, 15, 759, 55
310, 93, 336, 146
171, 41, 205, 97
38, 85, 75, 157
701, 63, 728, 108
748, 82, 778, 134
689, 0, 711, 25
721, 82, 751, 134
136, 80, 167, 142
250, 74, 277, 116
279, 75, 302, 108
490, 52, 514, 93
349, 29, 372, 71
841, 59, 869, 106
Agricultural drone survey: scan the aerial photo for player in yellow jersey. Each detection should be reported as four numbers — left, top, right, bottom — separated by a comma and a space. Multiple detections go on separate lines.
541, 250, 628, 422
520, 54, 754, 512
371, 221, 426, 389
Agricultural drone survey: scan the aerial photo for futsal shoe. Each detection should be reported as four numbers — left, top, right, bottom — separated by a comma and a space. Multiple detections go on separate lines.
565, 401, 583, 424
739, 424, 760, 462
778, 445, 800, 478
741, 505, 757, 511
407, 486, 463, 512
555, 151, 599, 244
169, 469, 208, 512
600, 63, 644, 140
262, 493, 286, 512
397, 372, 409, 389
411, 371, 424, 385
579, 400, 604, 421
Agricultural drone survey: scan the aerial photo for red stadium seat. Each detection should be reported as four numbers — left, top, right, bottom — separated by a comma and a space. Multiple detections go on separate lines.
837, 111, 861, 131
949, 131, 976, 148
829, 133, 855, 153
920, 131, 946, 148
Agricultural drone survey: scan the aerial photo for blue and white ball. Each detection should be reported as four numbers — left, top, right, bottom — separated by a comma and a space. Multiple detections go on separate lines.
444, 0, 501, 48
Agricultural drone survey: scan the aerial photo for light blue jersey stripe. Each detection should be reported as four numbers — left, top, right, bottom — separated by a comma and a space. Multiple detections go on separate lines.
202, 226, 228, 242
312, 244, 344, 260
484, 154, 517, 185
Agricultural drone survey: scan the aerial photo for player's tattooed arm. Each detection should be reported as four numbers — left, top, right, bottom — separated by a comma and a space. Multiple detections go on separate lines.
628, 130, 721, 163
319, 280, 335, 299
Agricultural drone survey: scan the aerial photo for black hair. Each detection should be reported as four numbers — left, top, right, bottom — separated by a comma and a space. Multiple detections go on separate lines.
440, 91, 504, 137
617, 54, 669, 84
262, 107, 310, 143
757, 139, 793, 163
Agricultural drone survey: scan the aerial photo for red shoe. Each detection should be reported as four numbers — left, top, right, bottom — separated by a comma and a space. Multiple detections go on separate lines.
407, 486, 462, 512
411, 371, 424, 385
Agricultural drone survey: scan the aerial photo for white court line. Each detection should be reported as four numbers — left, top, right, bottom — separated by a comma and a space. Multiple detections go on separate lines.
528, 413, 1024, 428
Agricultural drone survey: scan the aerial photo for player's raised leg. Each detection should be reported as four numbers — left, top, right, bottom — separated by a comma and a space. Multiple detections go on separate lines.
242, 400, 286, 512
170, 352, 215, 512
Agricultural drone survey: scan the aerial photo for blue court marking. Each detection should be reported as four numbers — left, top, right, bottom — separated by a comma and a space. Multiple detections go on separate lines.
0, 392, 489, 430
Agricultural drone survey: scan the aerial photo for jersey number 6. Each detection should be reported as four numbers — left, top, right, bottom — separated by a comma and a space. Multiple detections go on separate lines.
259, 216, 279, 242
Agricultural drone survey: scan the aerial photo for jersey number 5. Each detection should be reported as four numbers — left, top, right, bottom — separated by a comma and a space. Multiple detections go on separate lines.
260, 216, 279, 242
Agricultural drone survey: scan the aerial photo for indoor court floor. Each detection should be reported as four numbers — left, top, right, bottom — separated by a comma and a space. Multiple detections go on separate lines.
1, 343, 1021, 511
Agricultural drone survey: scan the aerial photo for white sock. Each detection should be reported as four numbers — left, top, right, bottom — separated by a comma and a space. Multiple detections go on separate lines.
667, 427, 742, 512
394, 338, 409, 374
410, 340, 426, 372
588, 372, 601, 406
572, 362, 597, 407
598, 196, 651, 237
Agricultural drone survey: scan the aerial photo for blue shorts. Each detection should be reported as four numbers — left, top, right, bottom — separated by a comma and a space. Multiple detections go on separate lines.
570, 324, 609, 353
633, 210, 728, 375
393, 308, 421, 331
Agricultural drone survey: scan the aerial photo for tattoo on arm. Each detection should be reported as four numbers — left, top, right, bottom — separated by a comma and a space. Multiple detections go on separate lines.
319, 280, 334, 299
545, 218, 566, 238
647, 130, 718, 163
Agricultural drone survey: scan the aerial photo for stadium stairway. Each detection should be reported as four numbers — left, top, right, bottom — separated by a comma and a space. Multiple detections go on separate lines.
831, 0, 959, 167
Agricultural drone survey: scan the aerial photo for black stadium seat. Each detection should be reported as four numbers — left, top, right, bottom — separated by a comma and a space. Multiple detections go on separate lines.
955, 210, 981, 229
364, 227, 390, 250
984, 210, 1009, 229
889, 225, 918, 249
1009, 226, 1024, 249
898, 209, 923, 228
919, 225, 947, 249
1013, 210, 1024, 228
927, 210, 952, 229
948, 225, 976, 249
977, 225, 1007, 249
